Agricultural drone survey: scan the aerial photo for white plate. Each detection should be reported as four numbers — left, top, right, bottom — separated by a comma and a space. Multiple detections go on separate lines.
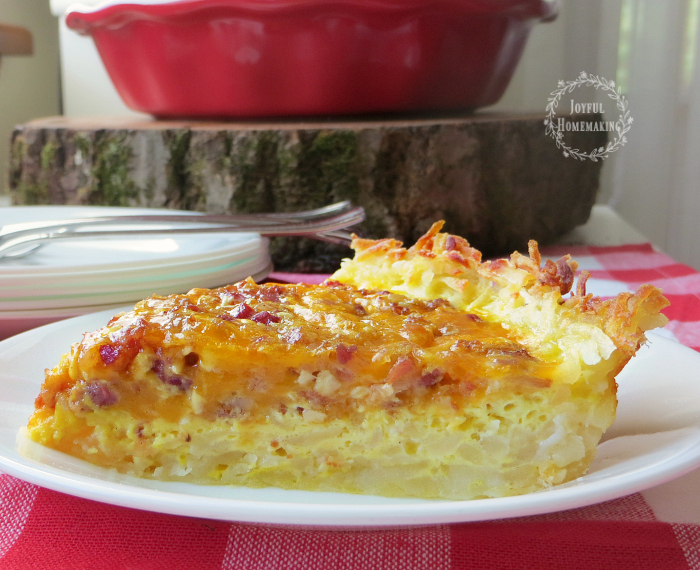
0, 302, 131, 341
0, 236, 265, 285
0, 318, 699, 528
0, 256, 273, 310
0, 263, 272, 339
0, 206, 266, 274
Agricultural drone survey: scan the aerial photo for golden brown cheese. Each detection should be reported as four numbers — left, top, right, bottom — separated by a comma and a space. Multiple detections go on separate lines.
29, 280, 553, 456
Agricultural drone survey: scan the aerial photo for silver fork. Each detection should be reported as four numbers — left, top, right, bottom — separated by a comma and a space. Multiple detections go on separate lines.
0, 202, 364, 260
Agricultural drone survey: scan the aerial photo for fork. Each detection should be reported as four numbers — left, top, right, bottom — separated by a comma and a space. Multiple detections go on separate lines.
0, 202, 364, 260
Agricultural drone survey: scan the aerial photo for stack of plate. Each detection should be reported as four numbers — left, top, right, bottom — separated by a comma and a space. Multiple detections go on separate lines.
0, 206, 272, 338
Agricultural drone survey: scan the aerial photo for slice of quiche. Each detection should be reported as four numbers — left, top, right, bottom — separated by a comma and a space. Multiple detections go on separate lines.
24, 223, 668, 500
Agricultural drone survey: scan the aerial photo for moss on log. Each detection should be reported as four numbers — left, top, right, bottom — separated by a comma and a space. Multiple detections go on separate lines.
9, 115, 606, 272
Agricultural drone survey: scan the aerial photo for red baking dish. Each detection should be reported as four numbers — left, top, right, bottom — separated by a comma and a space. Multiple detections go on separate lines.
66, 0, 558, 118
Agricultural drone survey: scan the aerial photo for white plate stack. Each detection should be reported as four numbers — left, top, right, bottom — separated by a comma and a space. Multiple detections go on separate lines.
0, 206, 272, 338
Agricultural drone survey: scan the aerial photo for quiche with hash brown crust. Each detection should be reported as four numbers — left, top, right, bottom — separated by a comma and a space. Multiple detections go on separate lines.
24, 223, 668, 500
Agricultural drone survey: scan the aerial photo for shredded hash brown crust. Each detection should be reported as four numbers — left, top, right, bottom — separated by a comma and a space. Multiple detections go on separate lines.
334, 221, 669, 361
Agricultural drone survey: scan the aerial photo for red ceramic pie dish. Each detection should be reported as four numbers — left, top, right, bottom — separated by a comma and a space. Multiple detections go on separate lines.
66, 0, 558, 119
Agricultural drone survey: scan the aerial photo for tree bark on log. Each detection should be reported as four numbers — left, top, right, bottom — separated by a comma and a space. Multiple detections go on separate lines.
9, 114, 606, 272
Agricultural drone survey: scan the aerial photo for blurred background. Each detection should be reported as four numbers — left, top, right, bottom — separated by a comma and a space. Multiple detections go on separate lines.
1, 0, 699, 268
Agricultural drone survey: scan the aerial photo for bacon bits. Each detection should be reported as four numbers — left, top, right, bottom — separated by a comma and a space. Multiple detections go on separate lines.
218, 287, 248, 303
538, 257, 575, 294
99, 344, 120, 365
165, 376, 193, 390
251, 311, 280, 324
152, 359, 192, 391
419, 369, 443, 387
386, 355, 419, 385
96, 318, 145, 371
220, 303, 280, 324
86, 382, 118, 407
151, 359, 166, 380
230, 303, 255, 320
257, 285, 284, 302
336, 344, 358, 364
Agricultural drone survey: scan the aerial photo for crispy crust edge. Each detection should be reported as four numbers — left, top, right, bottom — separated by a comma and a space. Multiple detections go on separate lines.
347, 221, 670, 357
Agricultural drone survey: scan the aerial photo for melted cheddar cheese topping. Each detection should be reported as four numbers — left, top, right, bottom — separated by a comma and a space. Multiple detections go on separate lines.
32, 278, 555, 447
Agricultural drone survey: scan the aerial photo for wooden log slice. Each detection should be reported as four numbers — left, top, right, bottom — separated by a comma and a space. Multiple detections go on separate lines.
9, 114, 605, 272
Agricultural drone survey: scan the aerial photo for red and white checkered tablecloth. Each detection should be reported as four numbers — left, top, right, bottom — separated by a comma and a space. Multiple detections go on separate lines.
1, 243, 699, 570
